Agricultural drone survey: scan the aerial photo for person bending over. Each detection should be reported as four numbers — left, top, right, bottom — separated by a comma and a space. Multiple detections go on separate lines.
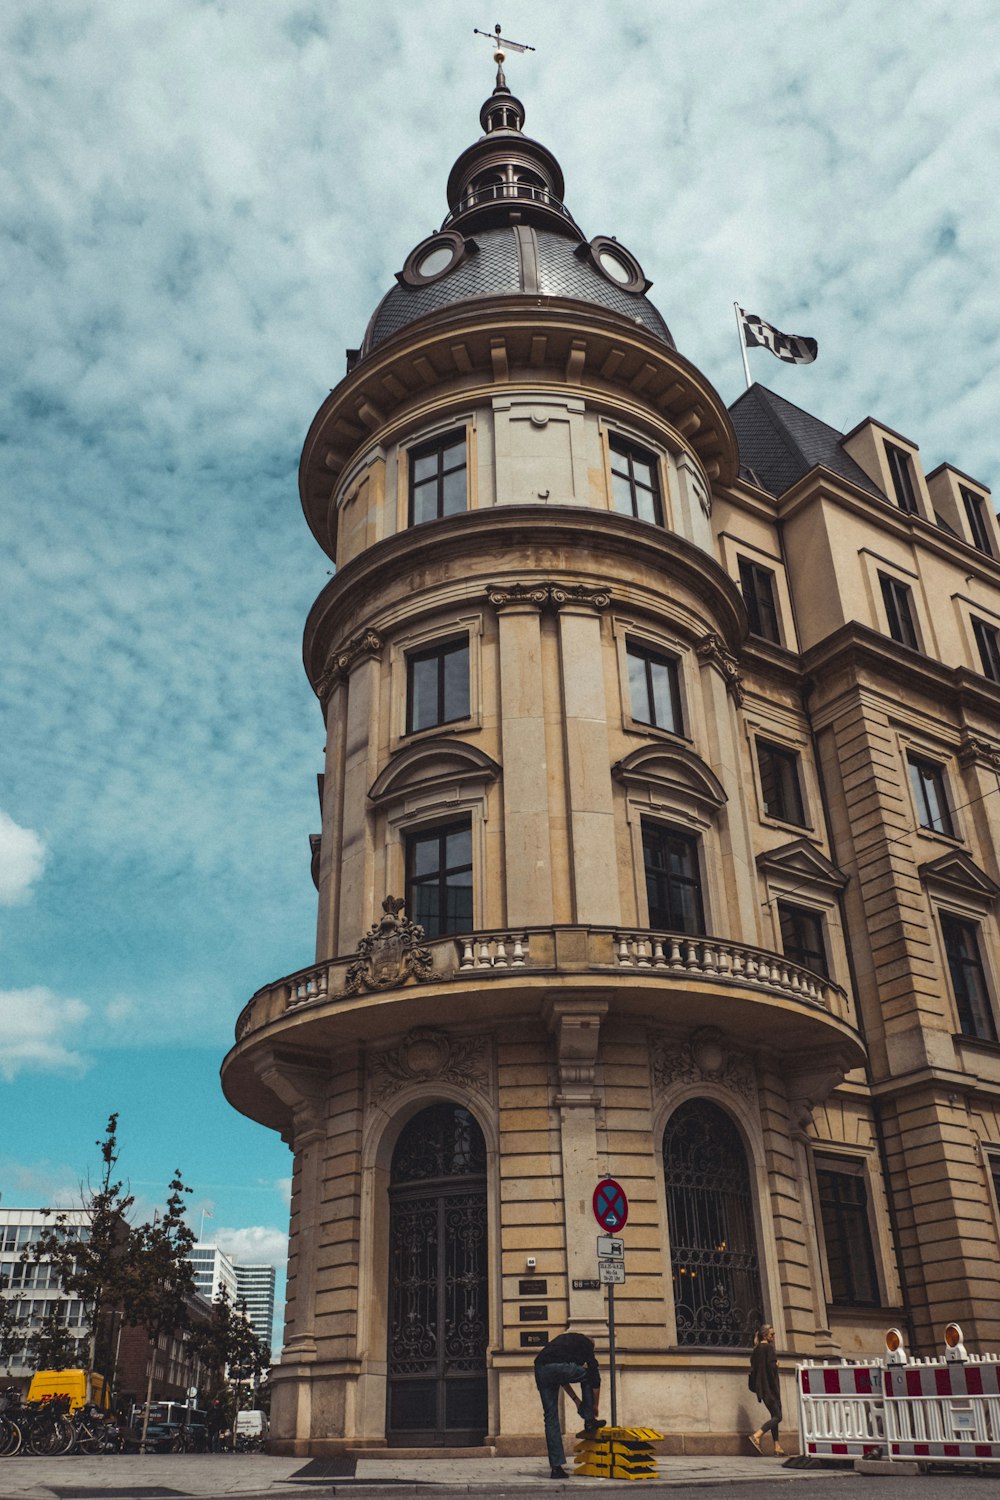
534, 1329, 602, 1479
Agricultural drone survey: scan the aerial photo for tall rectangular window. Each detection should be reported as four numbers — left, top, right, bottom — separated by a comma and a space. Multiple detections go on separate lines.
961, 486, 994, 556
972, 617, 1000, 682
409, 431, 467, 525
777, 901, 828, 978
405, 820, 473, 939
609, 436, 663, 525
756, 740, 805, 825
940, 913, 997, 1042
879, 573, 919, 649
626, 642, 682, 733
816, 1162, 879, 1307
738, 558, 780, 643
907, 754, 953, 836
406, 638, 470, 734
641, 822, 705, 935
885, 441, 918, 514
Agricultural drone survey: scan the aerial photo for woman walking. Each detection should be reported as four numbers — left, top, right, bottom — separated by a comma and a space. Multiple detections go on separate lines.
747, 1323, 785, 1457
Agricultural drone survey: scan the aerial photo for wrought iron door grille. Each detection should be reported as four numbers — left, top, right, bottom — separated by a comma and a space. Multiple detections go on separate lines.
663, 1099, 764, 1348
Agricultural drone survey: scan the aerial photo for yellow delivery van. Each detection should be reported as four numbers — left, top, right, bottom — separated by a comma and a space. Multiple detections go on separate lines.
26, 1370, 109, 1412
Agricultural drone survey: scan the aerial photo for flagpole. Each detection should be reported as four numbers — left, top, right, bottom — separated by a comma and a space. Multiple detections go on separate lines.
735, 303, 752, 390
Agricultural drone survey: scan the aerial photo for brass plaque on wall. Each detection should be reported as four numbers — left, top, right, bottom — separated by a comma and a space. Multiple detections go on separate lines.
520, 1331, 547, 1347
518, 1278, 548, 1296
519, 1304, 548, 1322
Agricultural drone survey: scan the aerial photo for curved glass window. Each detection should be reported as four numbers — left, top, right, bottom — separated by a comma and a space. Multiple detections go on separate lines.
663, 1100, 764, 1347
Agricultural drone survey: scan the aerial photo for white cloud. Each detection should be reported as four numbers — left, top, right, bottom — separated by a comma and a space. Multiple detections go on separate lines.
0, 810, 46, 905
0, 1156, 84, 1208
0, 988, 90, 1081
214, 1224, 288, 1267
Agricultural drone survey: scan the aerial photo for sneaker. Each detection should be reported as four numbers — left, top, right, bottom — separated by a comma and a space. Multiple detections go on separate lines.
583, 1419, 602, 1434
549, 1464, 569, 1478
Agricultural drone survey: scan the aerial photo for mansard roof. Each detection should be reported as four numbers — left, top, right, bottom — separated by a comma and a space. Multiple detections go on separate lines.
729, 383, 882, 499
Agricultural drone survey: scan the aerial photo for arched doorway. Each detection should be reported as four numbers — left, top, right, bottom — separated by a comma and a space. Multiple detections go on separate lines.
386, 1102, 488, 1444
663, 1099, 764, 1347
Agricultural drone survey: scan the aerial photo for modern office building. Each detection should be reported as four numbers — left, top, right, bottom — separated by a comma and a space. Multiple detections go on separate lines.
221, 52, 1000, 1456
234, 1263, 277, 1352
0, 1208, 89, 1377
187, 1243, 238, 1307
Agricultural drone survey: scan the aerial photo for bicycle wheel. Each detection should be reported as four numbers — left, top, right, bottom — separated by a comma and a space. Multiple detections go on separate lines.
27, 1415, 75, 1457
0, 1416, 23, 1457
51, 1416, 76, 1456
73, 1422, 103, 1455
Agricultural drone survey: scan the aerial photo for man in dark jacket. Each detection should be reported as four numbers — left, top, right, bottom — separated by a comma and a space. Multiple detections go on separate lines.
534, 1330, 602, 1478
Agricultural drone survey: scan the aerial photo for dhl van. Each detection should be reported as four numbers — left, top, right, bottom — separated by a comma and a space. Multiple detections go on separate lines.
26, 1369, 110, 1412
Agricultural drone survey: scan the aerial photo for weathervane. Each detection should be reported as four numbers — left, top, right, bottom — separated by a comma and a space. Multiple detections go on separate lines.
473, 21, 535, 88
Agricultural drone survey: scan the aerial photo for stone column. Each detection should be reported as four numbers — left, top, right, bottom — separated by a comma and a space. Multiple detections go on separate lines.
489, 583, 554, 925
544, 996, 608, 1337
335, 630, 383, 954
695, 633, 760, 942
554, 587, 619, 926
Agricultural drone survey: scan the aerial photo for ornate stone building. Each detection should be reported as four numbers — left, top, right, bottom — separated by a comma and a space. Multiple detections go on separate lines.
221, 59, 1000, 1455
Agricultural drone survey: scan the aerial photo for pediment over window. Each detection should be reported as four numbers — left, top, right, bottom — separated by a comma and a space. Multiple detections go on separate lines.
612, 743, 727, 815
918, 849, 1000, 903
369, 738, 501, 805
756, 838, 847, 891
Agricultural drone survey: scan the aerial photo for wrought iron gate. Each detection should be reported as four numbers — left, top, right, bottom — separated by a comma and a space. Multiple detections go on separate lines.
387, 1104, 488, 1444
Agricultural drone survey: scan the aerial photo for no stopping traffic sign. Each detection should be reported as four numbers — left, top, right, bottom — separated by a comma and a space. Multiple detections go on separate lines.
593, 1178, 629, 1231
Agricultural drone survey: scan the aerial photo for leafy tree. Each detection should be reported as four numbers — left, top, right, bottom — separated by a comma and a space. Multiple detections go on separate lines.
121, 1171, 195, 1452
25, 1303, 82, 1372
0, 1275, 24, 1375
22, 1113, 134, 1375
186, 1287, 270, 1399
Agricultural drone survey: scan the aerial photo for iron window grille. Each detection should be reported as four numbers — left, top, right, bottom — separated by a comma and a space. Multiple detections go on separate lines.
878, 573, 919, 650
409, 432, 468, 526
940, 912, 998, 1042
815, 1162, 880, 1307
641, 822, 705, 935
960, 486, 994, 556
626, 642, 682, 734
406, 638, 470, 735
777, 901, 828, 978
972, 617, 1000, 683
907, 754, 954, 837
609, 436, 663, 526
738, 558, 781, 643
405, 819, 473, 939
756, 740, 805, 826
885, 441, 919, 514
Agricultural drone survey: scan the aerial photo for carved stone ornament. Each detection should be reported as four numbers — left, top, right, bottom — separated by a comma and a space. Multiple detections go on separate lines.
343, 895, 433, 996
368, 1026, 491, 1104
486, 580, 612, 613
650, 1027, 755, 1100
697, 632, 744, 705
958, 735, 1000, 774
316, 628, 384, 701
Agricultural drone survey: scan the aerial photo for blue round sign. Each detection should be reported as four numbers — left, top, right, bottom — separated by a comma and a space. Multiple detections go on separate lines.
593, 1177, 629, 1231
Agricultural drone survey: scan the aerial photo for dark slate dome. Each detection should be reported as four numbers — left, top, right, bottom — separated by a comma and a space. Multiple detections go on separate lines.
358, 65, 675, 357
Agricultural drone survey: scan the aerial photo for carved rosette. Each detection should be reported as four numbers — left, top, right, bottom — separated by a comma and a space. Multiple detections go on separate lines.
697, 632, 744, 705
650, 1027, 755, 1100
316, 628, 383, 703
487, 580, 612, 613
367, 1026, 492, 1105
958, 735, 1000, 774
342, 895, 433, 996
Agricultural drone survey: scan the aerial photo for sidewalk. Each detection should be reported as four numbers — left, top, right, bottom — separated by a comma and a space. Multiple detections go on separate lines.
0, 1451, 849, 1499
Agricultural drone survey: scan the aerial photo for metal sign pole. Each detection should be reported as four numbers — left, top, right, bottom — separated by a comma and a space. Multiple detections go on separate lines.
608, 1281, 618, 1428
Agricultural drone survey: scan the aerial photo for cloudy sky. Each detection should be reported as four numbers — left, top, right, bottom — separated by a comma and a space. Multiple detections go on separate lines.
2, 0, 998, 1347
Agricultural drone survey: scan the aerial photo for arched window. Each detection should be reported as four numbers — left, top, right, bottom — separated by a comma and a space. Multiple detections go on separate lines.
663, 1099, 764, 1347
387, 1104, 488, 1443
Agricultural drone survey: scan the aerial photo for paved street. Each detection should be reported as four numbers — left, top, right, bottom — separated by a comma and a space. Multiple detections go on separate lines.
0, 1453, 996, 1499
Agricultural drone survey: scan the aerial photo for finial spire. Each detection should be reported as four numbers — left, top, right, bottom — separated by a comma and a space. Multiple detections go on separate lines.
473, 21, 534, 91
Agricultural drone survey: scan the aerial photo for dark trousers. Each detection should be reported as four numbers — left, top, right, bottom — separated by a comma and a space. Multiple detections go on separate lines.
534, 1361, 597, 1468
760, 1393, 782, 1440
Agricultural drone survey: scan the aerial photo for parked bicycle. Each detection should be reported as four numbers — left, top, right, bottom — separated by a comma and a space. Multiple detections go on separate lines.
0, 1391, 75, 1457
71, 1405, 123, 1455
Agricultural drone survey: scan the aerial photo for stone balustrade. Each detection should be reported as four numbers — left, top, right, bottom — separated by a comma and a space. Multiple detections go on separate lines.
233, 924, 850, 1041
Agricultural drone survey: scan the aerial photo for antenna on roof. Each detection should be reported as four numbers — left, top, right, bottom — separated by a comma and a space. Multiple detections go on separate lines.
473, 21, 535, 90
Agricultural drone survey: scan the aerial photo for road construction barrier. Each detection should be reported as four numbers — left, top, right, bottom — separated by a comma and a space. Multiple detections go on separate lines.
883, 1353, 1000, 1464
796, 1360, 885, 1458
574, 1426, 663, 1481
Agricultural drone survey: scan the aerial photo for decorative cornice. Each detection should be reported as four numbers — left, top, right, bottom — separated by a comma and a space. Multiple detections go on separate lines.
486, 579, 612, 613
697, 632, 744, 705
958, 735, 1000, 774
367, 1026, 491, 1105
650, 1027, 755, 1100
316, 628, 384, 702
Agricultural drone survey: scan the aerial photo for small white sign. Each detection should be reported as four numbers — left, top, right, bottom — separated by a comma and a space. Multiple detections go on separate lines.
188, 1387, 199, 1399
599, 1260, 625, 1284
597, 1235, 624, 1261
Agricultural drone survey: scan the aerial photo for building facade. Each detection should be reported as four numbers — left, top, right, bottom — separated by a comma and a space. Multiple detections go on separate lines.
234, 1264, 277, 1353
221, 61, 1000, 1456
188, 1243, 238, 1308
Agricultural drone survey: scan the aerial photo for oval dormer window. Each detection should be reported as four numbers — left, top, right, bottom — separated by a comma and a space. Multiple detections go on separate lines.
586, 236, 650, 294
398, 231, 473, 287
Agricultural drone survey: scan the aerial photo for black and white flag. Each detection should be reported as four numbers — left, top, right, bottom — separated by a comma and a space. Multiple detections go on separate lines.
739, 308, 818, 365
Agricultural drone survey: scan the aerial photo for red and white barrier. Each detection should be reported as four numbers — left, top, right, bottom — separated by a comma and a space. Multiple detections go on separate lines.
796, 1362, 884, 1458
883, 1358, 1000, 1464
